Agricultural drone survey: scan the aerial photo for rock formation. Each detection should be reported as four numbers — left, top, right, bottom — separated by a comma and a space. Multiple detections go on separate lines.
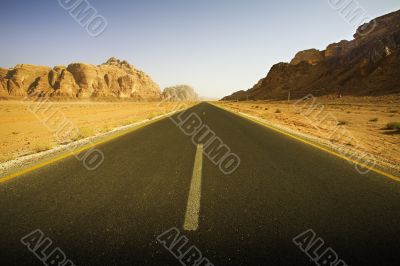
0, 67, 8, 97
223, 10, 400, 101
0, 57, 161, 100
290, 49, 324, 65
162, 85, 199, 101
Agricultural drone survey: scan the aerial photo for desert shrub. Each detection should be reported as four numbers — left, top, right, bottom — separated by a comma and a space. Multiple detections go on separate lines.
101, 124, 115, 132
369, 118, 378, 122
386, 122, 400, 130
72, 127, 96, 141
32, 141, 55, 153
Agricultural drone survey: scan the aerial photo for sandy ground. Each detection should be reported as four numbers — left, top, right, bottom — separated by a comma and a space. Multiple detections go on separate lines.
0, 100, 191, 163
216, 95, 400, 173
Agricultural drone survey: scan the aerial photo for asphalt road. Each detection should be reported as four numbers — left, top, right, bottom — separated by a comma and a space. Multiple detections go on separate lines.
0, 102, 399, 266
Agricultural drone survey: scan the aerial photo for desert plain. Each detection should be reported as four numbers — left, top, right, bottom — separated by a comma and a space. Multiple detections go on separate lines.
216, 95, 400, 173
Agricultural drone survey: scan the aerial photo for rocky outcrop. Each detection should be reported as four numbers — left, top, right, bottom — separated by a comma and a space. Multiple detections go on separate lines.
5, 65, 52, 96
0, 67, 7, 78
290, 49, 324, 65
0, 67, 8, 97
223, 10, 400, 101
162, 85, 199, 101
0, 58, 161, 100
0, 81, 6, 98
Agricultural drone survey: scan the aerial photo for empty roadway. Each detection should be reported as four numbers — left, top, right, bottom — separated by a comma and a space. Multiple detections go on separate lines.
0, 102, 399, 266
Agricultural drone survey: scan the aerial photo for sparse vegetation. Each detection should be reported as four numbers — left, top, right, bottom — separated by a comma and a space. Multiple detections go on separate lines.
101, 124, 115, 133
32, 141, 55, 153
386, 122, 400, 131
218, 97, 400, 172
73, 127, 96, 141
0, 101, 190, 163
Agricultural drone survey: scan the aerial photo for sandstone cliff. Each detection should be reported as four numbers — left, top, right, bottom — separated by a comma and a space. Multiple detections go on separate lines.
0, 58, 161, 100
162, 85, 199, 101
223, 10, 400, 101
0, 67, 8, 97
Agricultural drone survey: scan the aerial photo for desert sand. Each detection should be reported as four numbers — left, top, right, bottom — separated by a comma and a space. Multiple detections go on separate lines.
0, 100, 189, 163
216, 95, 400, 173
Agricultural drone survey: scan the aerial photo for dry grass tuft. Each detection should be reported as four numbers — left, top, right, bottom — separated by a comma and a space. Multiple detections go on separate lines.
72, 127, 96, 141
386, 122, 400, 131
32, 141, 55, 153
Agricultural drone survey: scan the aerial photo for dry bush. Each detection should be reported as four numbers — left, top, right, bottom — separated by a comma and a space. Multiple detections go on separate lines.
32, 141, 55, 153
72, 127, 96, 141
386, 122, 400, 131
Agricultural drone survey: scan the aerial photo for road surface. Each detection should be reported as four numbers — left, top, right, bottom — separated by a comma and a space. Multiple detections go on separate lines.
0, 102, 399, 265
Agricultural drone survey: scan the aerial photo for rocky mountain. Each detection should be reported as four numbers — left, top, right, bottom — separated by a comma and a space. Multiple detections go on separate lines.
0, 57, 161, 100
162, 85, 199, 101
223, 10, 400, 101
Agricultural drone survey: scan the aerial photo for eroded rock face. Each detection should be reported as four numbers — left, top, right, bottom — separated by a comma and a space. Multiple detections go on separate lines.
0, 58, 161, 100
162, 85, 199, 101
5, 65, 51, 96
324, 40, 355, 58
48, 66, 80, 97
290, 49, 325, 65
0, 68, 7, 96
223, 9, 400, 100
0, 67, 7, 78
0, 81, 6, 97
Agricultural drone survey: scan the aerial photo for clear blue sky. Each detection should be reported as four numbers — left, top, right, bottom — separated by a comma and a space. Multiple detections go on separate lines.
1, 0, 399, 98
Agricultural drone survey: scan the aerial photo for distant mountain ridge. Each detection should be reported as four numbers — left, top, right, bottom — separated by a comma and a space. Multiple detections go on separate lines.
0, 57, 161, 100
222, 10, 400, 101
